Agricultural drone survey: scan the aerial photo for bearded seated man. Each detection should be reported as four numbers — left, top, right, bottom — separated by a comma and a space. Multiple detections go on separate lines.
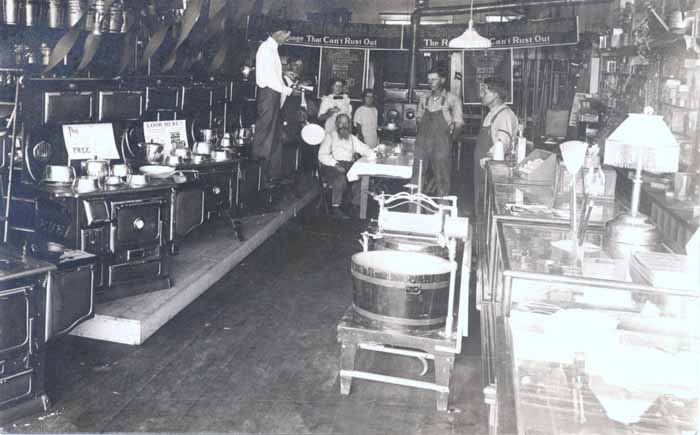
317, 114, 375, 219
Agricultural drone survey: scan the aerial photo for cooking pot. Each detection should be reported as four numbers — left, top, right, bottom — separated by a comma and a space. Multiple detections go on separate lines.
143, 141, 164, 163
111, 163, 130, 177
193, 141, 214, 156
73, 176, 100, 192
43, 165, 76, 184
81, 157, 110, 179
163, 154, 183, 166
127, 174, 149, 187
173, 148, 191, 159
211, 150, 232, 162
192, 154, 210, 165
104, 175, 123, 186
351, 250, 451, 332
219, 133, 233, 148
31, 241, 65, 262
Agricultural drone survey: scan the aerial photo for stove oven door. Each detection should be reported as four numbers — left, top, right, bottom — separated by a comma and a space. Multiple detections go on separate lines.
45, 264, 95, 341
171, 185, 205, 238
110, 198, 165, 253
0, 285, 38, 408
200, 171, 233, 219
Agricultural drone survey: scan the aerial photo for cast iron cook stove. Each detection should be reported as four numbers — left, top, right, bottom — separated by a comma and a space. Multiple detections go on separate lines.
34, 179, 173, 302
337, 189, 472, 411
0, 244, 55, 425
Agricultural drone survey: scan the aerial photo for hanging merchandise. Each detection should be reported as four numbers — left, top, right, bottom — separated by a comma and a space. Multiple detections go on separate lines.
161, 0, 204, 72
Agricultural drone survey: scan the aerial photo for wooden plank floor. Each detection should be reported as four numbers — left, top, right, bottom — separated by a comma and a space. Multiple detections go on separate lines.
70, 176, 320, 345
3, 206, 487, 434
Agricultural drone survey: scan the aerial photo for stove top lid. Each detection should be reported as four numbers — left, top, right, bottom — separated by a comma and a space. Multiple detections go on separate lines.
0, 245, 56, 282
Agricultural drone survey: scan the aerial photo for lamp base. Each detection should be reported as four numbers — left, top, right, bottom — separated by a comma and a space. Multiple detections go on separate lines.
605, 212, 660, 259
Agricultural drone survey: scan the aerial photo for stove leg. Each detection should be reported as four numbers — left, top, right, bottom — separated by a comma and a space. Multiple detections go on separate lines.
435, 354, 454, 411
339, 342, 358, 395
223, 209, 244, 241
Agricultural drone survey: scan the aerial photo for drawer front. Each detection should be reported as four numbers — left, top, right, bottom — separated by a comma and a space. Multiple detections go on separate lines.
108, 260, 163, 287
46, 266, 94, 340
0, 369, 33, 407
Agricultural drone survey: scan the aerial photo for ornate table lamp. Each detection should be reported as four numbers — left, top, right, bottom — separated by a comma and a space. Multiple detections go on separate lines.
603, 108, 680, 258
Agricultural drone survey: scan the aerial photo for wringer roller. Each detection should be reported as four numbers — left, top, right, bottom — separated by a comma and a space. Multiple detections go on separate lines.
337, 186, 472, 411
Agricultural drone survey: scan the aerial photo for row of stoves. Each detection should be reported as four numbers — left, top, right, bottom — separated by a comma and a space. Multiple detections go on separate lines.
31, 158, 261, 302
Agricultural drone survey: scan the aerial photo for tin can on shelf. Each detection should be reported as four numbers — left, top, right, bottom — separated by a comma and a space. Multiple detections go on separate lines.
48, 0, 65, 28
3, 0, 17, 24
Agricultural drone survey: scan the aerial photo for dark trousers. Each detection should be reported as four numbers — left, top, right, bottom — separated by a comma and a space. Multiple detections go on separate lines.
319, 162, 351, 206
412, 110, 452, 196
253, 87, 283, 181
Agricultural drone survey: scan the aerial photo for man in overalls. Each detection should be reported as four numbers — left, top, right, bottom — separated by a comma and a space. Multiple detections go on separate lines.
473, 77, 518, 214
413, 68, 463, 196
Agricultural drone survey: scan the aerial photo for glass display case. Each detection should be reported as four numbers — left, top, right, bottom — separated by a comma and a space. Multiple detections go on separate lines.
490, 221, 699, 435
478, 161, 619, 385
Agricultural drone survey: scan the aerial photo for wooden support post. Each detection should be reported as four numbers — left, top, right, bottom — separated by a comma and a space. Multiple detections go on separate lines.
339, 342, 358, 395
434, 354, 454, 411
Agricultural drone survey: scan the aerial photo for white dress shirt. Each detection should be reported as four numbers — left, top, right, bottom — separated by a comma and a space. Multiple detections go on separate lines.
318, 131, 374, 167
318, 94, 353, 133
255, 36, 292, 107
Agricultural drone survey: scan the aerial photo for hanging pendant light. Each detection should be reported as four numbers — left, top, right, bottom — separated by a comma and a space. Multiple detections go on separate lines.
448, 0, 492, 49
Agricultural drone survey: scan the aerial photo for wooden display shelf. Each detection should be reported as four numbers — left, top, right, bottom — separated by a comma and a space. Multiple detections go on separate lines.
69, 177, 320, 345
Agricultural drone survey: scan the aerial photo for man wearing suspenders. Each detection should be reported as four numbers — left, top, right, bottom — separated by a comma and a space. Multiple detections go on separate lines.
413, 67, 464, 197
473, 77, 519, 213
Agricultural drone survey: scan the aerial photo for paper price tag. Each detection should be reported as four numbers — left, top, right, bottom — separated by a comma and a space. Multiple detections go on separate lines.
62, 123, 119, 161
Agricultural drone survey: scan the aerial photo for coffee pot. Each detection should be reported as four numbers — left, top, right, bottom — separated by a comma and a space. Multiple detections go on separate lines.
143, 141, 164, 163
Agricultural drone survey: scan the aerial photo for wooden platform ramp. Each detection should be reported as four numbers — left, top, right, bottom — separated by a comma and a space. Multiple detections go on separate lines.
70, 179, 320, 345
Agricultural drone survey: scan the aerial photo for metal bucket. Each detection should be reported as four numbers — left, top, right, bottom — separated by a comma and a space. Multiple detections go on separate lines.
373, 236, 448, 259
351, 251, 451, 332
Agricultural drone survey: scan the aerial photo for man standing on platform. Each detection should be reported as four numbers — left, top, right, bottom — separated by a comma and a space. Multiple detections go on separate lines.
473, 77, 518, 212
412, 67, 463, 196
252, 26, 293, 186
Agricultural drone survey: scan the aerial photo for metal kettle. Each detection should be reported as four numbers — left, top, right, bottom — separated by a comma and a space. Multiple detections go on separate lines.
143, 141, 164, 163
192, 140, 213, 156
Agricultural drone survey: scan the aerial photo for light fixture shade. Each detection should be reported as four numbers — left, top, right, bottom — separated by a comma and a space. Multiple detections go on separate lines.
448, 20, 492, 49
604, 113, 680, 173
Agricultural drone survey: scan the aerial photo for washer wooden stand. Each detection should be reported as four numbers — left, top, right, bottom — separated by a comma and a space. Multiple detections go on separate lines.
336, 191, 472, 411
337, 308, 461, 411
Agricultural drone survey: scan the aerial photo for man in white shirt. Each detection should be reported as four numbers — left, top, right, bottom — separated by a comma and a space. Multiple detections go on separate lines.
318, 114, 374, 219
252, 27, 293, 185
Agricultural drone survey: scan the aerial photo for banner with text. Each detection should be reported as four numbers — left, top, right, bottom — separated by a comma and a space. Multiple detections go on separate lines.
415, 16, 578, 50
247, 16, 404, 50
